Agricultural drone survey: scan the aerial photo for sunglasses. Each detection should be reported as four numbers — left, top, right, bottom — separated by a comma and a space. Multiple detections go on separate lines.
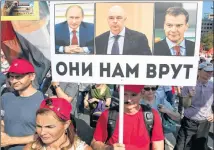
144, 87, 157, 91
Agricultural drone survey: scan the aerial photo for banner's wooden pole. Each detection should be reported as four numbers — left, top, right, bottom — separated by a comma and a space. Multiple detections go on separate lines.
118, 85, 124, 144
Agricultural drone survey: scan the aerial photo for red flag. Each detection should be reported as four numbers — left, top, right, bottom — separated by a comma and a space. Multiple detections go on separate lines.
1, 21, 22, 64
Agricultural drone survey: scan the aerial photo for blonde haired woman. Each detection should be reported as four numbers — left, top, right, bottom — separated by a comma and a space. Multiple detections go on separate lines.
23, 98, 92, 150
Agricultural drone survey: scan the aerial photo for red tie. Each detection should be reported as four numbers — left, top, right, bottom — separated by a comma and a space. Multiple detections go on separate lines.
173, 45, 181, 56
71, 30, 78, 45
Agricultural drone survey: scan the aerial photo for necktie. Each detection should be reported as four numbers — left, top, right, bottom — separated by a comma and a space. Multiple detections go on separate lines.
173, 45, 181, 56
111, 35, 120, 55
71, 30, 78, 45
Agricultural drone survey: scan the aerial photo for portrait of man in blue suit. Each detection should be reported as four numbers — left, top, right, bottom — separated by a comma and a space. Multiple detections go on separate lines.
55, 5, 94, 54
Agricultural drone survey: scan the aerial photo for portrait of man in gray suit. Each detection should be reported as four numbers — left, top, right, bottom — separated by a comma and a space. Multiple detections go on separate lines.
95, 5, 152, 55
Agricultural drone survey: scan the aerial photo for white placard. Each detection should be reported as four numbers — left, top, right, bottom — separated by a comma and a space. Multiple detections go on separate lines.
51, 55, 199, 86
50, 1, 203, 86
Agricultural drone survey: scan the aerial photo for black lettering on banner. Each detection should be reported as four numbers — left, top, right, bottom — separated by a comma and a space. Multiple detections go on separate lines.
56, 62, 67, 76
183, 64, 193, 79
100, 63, 110, 77
147, 64, 156, 78
171, 64, 182, 79
82, 63, 92, 76
126, 64, 139, 78
112, 63, 124, 77
69, 62, 79, 76
159, 64, 169, 78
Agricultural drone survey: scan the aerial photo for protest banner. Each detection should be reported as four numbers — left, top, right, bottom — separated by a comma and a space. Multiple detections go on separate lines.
50, 1, 202, 86
50, 1, 203, 143
1, 0, 39, 20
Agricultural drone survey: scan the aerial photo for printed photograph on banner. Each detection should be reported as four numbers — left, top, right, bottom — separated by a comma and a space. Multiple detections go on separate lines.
153, 2, 197, 56
54, 3, 95, 55
1, 0, 39, 20
95, 3, 154, 55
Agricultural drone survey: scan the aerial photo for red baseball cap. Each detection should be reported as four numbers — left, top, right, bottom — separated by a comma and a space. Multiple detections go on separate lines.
40, 98, 72, 121
7, 58, 35, 74
124, 85, 144, 94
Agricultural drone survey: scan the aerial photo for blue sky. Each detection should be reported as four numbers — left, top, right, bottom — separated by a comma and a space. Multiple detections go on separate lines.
202, 1, 213, 18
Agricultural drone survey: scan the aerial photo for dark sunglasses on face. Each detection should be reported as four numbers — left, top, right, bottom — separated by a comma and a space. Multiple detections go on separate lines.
144, 87, 157, 91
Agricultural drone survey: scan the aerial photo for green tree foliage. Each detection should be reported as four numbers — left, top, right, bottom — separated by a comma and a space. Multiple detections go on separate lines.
201, 32, 214, 50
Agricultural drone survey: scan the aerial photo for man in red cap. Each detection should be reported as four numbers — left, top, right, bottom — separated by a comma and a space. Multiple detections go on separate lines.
1, 58, 45, 150
91, 85, 164, 150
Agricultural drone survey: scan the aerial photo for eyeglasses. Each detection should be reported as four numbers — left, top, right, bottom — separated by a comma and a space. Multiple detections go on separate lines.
144, 87, 157, 91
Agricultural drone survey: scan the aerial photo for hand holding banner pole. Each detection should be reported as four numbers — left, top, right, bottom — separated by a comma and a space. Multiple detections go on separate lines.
118, 85, 124, 144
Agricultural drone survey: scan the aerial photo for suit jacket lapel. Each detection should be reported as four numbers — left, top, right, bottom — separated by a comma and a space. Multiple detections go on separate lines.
62, 22, 70, 46
163, 39, 172, 56
123, 28, 133, 54
79, 22, 86, 47
103, 31, 110, 54
185, 40, 191, 56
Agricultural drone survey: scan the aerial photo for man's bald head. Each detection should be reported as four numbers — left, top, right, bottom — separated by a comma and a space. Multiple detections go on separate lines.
107, 5, 127, 35
108, 5, 126, 18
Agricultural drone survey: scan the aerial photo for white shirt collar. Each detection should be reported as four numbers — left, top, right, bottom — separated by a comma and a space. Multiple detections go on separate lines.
68, 26, 80, 34
166, 37, 186, 49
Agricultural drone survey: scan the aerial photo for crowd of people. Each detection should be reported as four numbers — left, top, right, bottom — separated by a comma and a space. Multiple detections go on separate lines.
0, 2, 213, 150
0, 56, 213, 150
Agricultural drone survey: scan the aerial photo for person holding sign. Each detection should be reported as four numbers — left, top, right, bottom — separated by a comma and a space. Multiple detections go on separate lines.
174, 62, 213, 150
153, 7, 195, 56
55, 5, 94, 54
95, 5, 152, 55
91, 85, 164, 150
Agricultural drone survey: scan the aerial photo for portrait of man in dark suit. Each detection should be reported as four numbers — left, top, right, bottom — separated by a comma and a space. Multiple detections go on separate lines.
153, 7, 195, 56
95, 5, 151, 55
55, 5, 94, 54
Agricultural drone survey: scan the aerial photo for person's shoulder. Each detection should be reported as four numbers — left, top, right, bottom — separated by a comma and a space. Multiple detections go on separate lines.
151, 108, 160, 116
185, 39, 195, 47
81, 21, 94, 28
207, 81, 213, 89
126, 27, 146, 37
95, 31, 109, 39
55, 21, 67, 28
33, 90, 46, 100
185, 39, 195, 44
76, 138, 93, 150
154, 39, 166, 46
2, 92, 16, 100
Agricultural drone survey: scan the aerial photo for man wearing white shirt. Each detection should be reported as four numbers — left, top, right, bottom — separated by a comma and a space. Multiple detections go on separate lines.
55, 5, 94, 54
95, 5, 151, 55
154, 7, 195, 56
